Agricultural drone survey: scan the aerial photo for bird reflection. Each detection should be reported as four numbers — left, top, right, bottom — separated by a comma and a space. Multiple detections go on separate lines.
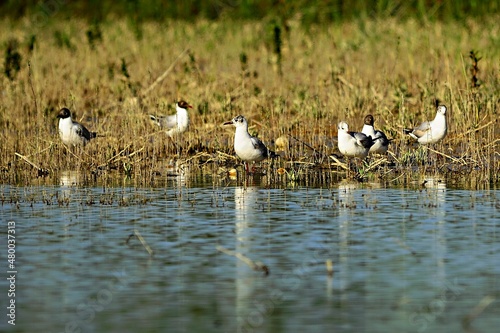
337, 180, 359, 299
59, 170, 80, 200
234, 186, 260, 332
422, 176, 447, 284
60, 170, 80, 187
165, 160, 190, 187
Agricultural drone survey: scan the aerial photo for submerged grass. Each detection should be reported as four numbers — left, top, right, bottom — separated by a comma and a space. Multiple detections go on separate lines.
0, 16, 498, 187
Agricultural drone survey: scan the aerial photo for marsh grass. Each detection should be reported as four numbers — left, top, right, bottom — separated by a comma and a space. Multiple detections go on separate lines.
0, 17, 498, 187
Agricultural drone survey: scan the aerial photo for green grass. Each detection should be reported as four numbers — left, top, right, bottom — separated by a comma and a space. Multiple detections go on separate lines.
0, 15, 499, 187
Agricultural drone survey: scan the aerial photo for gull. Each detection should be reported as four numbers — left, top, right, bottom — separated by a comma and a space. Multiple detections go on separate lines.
337, 121, 374, 159
57, 107, 96, 146
149, 100, 192, 137
361, 114, 390, 154
404, 105, 447, 144
224, 115, 277, 170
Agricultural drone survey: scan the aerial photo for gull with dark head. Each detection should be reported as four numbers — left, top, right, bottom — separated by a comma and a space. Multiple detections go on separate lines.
361, 114, 390, 154
224, 115, 277, 170
149, 100, 192, 137
337, 121, 374, 159
404, 105, 447, 145
57, 107, 96, 146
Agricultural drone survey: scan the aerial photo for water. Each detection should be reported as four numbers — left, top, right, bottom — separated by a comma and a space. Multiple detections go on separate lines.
0, 173, 499, 333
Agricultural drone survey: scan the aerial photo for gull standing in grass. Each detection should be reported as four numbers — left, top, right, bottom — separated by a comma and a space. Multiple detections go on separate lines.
57, 107, 96, 146
149, 100, 192, 137
337, 121, 374, 159
224, 115, 277, 171
361, 114, 390, 154
403, 105, 448, 144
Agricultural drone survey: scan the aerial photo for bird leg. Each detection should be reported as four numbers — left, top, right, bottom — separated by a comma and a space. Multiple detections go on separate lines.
243, 161, 258, 176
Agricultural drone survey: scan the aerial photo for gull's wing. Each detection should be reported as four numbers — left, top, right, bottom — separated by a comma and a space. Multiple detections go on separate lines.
250, 136, 266, 150
411, 121, 431, 138
74, 122, 92, 141
252, 136, 275, 158
373, 130, 390, 145
351, 131, 373, 149
149, 114, 177, 129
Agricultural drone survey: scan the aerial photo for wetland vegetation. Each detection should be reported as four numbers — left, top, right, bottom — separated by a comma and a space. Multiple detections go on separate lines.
0, 1, 498, 188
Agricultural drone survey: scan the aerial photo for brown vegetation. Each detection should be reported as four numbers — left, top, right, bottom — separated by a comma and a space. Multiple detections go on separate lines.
0, 17, 498, 186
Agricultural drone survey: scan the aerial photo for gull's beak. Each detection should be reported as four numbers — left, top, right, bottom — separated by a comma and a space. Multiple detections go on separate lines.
223, 120, 233, 126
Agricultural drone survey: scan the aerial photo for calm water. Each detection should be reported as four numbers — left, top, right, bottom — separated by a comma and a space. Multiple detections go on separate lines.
0, 172, 499, 333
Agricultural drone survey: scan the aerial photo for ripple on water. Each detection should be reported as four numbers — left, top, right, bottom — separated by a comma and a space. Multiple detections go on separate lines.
0, 183, 498, 332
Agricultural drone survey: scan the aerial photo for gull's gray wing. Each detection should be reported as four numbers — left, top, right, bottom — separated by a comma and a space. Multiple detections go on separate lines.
413, 121, 431, 136
74, 122, 92, 141
149, 114, 177, 129
250, 136, 271, 158
411, 121, 431, 138
351, 131, 373, 149
250, 136, 266, 150
373, 130, 390, 146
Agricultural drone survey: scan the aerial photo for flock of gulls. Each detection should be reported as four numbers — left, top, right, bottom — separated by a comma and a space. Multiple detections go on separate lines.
57, 102, 448, 170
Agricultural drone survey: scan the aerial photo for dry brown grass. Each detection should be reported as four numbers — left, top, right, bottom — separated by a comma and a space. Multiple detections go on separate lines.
0, 17, 498, 186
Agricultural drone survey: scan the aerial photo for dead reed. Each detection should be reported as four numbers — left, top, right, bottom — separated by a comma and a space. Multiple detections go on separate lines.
0, 17, 498, 187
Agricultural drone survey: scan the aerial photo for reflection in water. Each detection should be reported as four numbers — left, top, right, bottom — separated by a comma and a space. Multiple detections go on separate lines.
234, 186, 259, 332
60, 170, 80, 187
336, 178, 450, 332
0, 180, 498, 333
337, 181, 357, 295
337, 180, 363, 327
423, 176, 447, 288
59, 170, 80, 200
165, 160, 190, 187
